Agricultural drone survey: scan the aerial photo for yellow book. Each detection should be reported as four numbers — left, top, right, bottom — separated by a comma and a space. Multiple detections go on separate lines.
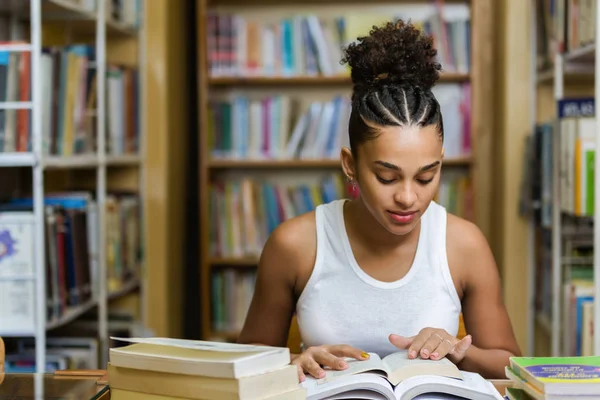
110, 387, 307, 400
108, 337, 290, 380
108, 363, 299, 400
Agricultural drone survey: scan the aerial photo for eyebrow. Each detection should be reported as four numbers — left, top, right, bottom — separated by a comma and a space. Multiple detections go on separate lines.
374, 160, 441, 172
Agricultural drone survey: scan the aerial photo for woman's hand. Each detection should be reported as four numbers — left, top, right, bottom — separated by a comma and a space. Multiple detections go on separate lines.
291, 344, 370, 382
388, 328, 472, 364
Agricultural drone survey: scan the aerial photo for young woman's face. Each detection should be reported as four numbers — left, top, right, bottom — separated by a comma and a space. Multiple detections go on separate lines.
352, 124, 443, 236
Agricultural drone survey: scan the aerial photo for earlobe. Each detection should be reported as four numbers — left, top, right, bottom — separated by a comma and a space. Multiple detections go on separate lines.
441, 147, 445, 160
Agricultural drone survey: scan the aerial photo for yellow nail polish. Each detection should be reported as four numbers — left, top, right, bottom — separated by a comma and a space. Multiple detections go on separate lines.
361, 352, 370, 359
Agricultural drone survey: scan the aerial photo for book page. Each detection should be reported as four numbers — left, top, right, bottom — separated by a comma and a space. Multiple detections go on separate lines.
304, 371, 394, 400
394, 371, 503, 400
110, 337, 282, 353
316, 353, 389, 385
382, 350, 454, 371
382, 351, 461, 386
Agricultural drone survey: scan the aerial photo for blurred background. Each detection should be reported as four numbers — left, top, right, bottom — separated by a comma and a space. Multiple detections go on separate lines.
0, 0, 592, 372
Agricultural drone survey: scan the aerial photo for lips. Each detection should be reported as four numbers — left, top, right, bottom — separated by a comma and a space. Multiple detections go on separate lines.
387, 210, 418, 224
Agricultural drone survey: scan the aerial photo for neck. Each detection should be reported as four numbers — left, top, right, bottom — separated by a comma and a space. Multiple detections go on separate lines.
343, 197, 420, 251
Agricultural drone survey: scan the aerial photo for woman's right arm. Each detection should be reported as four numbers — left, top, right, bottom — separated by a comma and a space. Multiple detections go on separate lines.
237, 215, 312, 349
237, 213, 368, 381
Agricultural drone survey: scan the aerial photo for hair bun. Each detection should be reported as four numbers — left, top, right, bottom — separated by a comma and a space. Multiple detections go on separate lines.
341, 19, 441, 91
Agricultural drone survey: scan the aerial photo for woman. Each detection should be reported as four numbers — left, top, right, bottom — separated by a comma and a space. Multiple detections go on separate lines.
237, 19, 521, 381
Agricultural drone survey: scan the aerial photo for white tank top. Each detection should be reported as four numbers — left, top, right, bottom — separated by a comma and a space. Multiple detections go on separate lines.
296, 199, 462, 357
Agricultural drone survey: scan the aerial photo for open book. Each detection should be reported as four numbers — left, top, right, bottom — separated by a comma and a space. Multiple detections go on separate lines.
302, 350, 504, 400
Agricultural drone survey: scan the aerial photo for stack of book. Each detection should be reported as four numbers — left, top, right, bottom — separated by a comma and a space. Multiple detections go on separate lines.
106, 337, 305, 399
504, 356, 600, 399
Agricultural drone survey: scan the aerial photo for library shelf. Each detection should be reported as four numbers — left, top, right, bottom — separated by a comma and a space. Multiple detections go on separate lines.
207, 157, 472, 170
0, 152, 36, 167
43, 154, 99, 169
209, 0, 469, 5
209, 257, 259, 266
0, 0, 138, 37
46, 298, 98, 331
208, 73, 470, 87
108, 278, 141, 301
208, 330, 241, 341
106, 154, 142, 167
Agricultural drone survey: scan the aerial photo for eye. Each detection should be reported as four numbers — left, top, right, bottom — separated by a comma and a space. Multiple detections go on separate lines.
417, 177, 434, 185
376, 175, 395, 184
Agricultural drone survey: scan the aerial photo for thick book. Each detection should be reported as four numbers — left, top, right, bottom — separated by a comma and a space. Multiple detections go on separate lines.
108, 337, 290, 379
509, 355, 600, 396
302, 350, 503, 400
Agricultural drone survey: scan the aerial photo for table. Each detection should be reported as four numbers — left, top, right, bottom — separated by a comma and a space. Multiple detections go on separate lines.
0, 371, 109, 399
0, 370, 513, 399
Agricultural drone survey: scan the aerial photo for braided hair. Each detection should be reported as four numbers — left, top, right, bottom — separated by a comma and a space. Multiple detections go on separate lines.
341, 20, 444, 159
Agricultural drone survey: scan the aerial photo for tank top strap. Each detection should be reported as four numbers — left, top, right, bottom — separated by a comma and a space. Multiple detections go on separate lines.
423, 201, 462, 310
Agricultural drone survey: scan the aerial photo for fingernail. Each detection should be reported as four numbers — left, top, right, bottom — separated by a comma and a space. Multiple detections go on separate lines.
409, 350, 417, 359
317, 369, 325, 378
361, 352, 370, 359
421, 350, 429, 358
431, 352, 439, 359
339, 360, 348, 368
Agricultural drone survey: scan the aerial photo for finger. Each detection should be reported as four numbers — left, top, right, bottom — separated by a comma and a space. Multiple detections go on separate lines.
303, 358, 326, 379
430, 336, 456, 360
449, 334, 472, 357
313, 350, 348, 371
296, 363, 306, 382
389, 334, 414, 352
328, 344, 370, 361
407, 331, 431, 359
419, 332, 446, 359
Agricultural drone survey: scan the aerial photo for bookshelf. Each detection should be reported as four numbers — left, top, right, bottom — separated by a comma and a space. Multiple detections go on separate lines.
527, 0, 599, 357
0, 0, 145, 373
197, 0, 494, 341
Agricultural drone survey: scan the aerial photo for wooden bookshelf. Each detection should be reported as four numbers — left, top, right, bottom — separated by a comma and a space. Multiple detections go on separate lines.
197, 0, 494, 342
208, 73, 470, 86
206, 156, 472, 170
209, 257, 259, 266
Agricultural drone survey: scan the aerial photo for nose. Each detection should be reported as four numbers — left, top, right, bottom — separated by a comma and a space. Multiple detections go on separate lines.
393, 182, 417, 208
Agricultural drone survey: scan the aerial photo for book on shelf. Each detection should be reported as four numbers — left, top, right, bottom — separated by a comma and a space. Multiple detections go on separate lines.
107, 337, 304, 399
207, 6, 470, 78
557, 97, 596, 217
0, 191, 142, 333
534, 0, 597, 69
0, 42, 139, 156
4, 337, 99, 373
207, 85, 471, 163
0, 210, 36, 335
209, 173, 347, 259
211, 268, 255, 335
302, 350, 502, 400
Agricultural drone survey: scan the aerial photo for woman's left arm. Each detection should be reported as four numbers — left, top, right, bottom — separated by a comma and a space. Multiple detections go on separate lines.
389, 216, 522, 379
447, 216, 522, 378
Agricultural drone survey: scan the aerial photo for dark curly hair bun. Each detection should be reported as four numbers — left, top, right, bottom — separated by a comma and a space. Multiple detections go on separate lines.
341, 19, 441, 91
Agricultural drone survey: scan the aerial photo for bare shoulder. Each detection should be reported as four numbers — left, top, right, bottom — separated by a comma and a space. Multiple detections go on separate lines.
445, 213, 496, 296
263, 210, 317, 261
260, 210, 318, 296
446, 213, 489, 252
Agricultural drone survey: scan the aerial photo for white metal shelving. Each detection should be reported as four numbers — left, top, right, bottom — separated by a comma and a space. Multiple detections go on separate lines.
0, 0, 145, 373
528, 0, 600, 357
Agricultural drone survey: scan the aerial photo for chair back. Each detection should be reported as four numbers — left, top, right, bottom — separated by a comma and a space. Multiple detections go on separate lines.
0, 336, 4, 372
